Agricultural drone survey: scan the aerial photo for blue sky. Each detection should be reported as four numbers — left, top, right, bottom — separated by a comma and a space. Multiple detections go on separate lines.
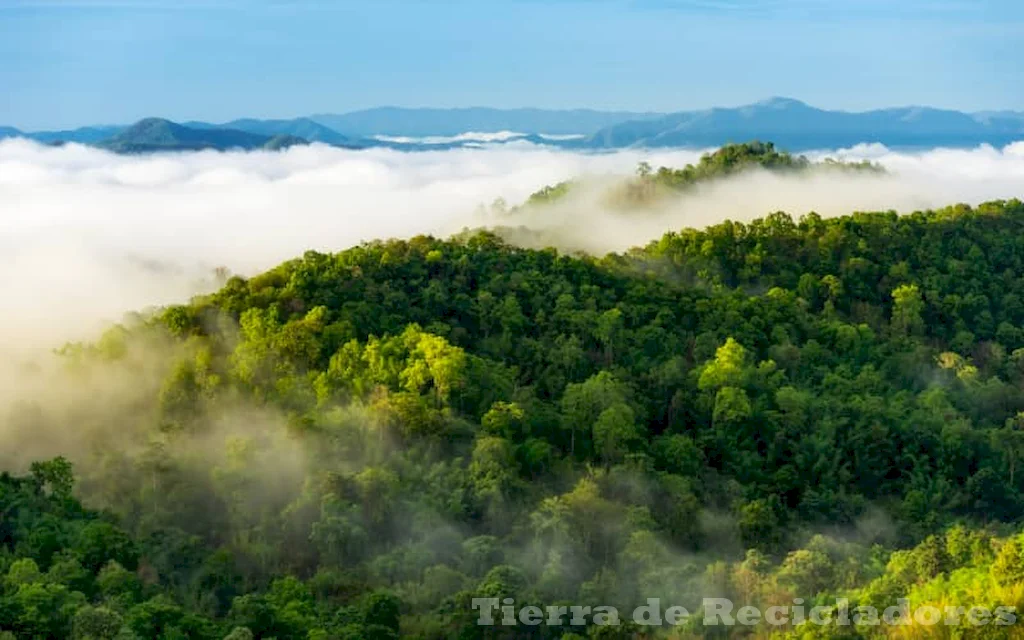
1, 0, 1021, 129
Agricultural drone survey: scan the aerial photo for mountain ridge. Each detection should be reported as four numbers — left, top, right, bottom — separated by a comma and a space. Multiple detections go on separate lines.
3, 99, 1024, 152
185, 116, 355, 146
579, 98, 1024, 150
309, 106, 665, 137
99, 118, 309, 153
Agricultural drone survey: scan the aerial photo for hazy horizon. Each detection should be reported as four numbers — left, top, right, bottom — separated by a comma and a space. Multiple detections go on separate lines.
4, 95, 1024, 134
2, 0, 1022, 130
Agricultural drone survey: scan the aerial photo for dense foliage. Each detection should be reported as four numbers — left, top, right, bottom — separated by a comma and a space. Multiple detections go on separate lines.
522, 142, 883, 209
2, 155, 1024, 638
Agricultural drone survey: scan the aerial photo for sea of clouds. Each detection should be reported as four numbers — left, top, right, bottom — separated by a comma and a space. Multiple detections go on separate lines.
1, 138, 1023, 348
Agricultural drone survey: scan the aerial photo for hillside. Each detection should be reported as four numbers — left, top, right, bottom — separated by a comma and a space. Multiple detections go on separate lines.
976, 110, 1024, 130
4, 149, 1024, 636
28, 125, 126, 145
520, 141, 883, 211
188, 117, 357, 146
99, 118, 308, 152
2, 124, 127, 145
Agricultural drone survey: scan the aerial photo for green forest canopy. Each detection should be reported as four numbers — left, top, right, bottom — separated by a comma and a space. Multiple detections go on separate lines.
522, 141, 883, 210
2, 145, 1024, 639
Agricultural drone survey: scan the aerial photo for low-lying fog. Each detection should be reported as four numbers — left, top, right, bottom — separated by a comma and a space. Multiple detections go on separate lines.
2, 138, 1023, 348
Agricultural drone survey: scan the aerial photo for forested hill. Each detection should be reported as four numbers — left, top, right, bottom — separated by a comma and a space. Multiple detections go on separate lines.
4, 197, 1024, 638
521, 141, 882, 210
99, 118, 312, 153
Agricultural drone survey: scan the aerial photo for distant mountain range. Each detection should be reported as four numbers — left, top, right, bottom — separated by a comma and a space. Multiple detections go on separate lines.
0, 124, 123, 144
308, 107, 663, 138
575, 98, 1024, 150
98, 118, 311, 153
184, 117, 355, 146
2, 99, 1022, 153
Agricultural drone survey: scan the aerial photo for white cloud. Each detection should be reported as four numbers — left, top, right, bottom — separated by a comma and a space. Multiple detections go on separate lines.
1, 137, 1023, 348
372, 131, 531, 144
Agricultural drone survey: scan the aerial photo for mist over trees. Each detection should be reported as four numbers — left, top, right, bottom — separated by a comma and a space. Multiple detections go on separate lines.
3, 144, 1024, 638
521, 142, 883, 211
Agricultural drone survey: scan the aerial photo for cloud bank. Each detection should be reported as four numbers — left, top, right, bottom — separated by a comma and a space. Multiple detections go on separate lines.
1, 138, 1023, 348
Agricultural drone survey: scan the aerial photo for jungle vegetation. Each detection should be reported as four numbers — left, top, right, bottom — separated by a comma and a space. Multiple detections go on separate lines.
1, 144, 1023, 640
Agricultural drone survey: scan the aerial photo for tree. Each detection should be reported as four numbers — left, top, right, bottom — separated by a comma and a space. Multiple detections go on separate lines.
400, 328, 469, 409
481, 401, 526, 440
5, 558, 42, 588
712, 386, 752, 429
30, 457, 74, 499
360, 591, 401, 632
737, 498, 783, 552
96, 561, 142, 610
992, 536, 1024, 587
592, 403, 640, 465
698, 338, 749, 391
595, 308, 624, 365
73, 522, 138, 573
650, 434, 703, 477
561, 371, 631, 456
995, 412, 1024, 488
71, 605, 123, 640
470, 437, 520, 522
891, 284, 924, 337
475, 565, 527, 600
223, 628, 254, 640
776, 549, 833, 597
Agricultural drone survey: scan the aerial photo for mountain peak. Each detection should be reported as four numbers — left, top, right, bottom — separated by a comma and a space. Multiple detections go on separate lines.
111, 118, 185, 142
102, 117, 285, 152
753, 97, 809, 110
135, 116, 173, 125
